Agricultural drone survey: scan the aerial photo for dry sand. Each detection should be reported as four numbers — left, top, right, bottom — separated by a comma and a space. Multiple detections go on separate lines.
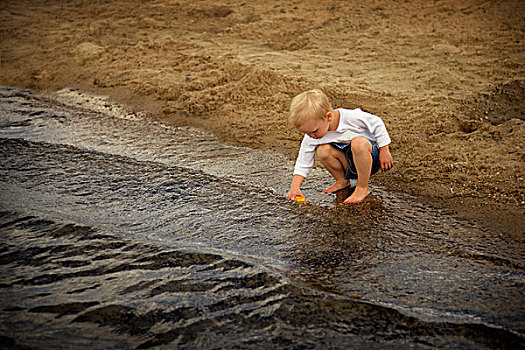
1, 0, 523, 235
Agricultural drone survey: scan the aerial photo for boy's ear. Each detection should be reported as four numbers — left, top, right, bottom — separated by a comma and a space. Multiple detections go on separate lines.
326, 111, 333, 121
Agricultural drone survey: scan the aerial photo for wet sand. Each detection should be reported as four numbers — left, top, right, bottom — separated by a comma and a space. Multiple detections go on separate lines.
0, 0, 523, 235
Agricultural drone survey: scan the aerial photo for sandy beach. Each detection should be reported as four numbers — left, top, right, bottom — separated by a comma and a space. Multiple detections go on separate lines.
1, 0, 523, 235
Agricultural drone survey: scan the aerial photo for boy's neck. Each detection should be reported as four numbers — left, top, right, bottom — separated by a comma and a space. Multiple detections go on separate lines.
328, 109, 340, 131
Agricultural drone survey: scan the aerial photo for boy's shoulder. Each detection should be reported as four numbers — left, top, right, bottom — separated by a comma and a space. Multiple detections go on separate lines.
338, 107, 365, 119
338, 107, 363, 113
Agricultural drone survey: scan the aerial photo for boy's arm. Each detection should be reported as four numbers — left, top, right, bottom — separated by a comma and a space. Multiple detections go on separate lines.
352, 110, 393, 171
379, 145, 393, 171
286, 175, 306, 200
286, 136, 315, 200
352, 109, 392, 148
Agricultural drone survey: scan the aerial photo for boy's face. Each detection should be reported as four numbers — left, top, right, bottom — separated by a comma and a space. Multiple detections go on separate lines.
297, 114, 330, 139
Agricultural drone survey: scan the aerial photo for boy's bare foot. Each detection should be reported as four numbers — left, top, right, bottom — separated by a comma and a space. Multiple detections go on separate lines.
343, 187, 370, 203
323, 179, 351, 194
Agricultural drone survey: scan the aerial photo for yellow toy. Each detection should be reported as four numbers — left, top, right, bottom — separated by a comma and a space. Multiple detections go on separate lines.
294, 196, 306, 203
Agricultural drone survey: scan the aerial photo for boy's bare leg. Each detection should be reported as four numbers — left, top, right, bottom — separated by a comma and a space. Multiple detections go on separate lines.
344, 137, 373, 203
316, 144, 351, 193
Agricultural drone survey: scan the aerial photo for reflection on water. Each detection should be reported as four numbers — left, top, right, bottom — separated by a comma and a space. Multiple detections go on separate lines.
0, 87, 523, 349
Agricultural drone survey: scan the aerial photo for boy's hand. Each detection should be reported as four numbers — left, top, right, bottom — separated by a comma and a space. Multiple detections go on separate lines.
286, 174, 306, 200
286, 188, 305, 201
379, 145, 393, 172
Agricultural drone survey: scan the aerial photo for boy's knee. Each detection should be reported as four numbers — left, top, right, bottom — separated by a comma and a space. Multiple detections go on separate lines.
316, 144, 334, 160
351, 137, 371, 153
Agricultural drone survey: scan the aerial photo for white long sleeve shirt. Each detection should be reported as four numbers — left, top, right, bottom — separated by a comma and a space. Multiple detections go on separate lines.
293, 108, 391, 178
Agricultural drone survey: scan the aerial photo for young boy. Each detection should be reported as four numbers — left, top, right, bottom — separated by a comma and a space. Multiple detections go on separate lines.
286, 89, 393, 204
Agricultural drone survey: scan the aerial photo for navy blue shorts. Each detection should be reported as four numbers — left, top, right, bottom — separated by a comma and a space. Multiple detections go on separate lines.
330, 140, 380, 180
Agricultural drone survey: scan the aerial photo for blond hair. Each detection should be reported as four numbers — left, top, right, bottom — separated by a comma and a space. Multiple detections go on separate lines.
289, 89, 332, 129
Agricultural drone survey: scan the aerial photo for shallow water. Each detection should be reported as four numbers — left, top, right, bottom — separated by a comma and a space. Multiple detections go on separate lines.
0, 86, 523, 349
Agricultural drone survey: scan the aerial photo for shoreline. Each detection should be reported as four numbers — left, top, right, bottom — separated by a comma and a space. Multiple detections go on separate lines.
55, 82, 525, 238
